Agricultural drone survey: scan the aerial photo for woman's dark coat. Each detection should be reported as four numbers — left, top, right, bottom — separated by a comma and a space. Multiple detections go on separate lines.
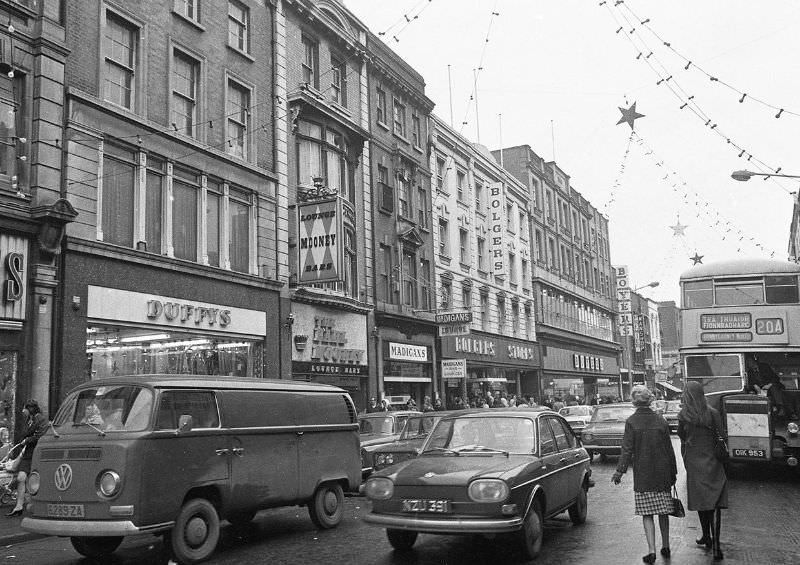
11, 412, 47, 463
616, 406, 677, 492
677, 406, 728, 510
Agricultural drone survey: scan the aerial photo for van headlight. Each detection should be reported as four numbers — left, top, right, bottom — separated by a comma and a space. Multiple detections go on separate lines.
468, 479, 509, 502
788, 422, 799, 435
27, 471, 40, 495
364, 477, 394, 500
98, 470, 121, 497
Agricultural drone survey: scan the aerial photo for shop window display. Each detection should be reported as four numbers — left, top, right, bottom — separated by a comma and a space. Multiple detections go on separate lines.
86, 326, 263, 379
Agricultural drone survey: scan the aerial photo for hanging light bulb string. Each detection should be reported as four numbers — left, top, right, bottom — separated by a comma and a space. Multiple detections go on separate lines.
617, 1, 800, 120
603, 128, 634, 216
378, 0, 434, 42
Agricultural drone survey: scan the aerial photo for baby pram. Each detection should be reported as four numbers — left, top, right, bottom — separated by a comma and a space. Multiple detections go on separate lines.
0, 443, 24, 506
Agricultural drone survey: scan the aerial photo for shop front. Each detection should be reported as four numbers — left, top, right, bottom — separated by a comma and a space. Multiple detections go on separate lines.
382, 340, 433, 410
291, 302, 368, 412
540, 342, 620, 404
440, 332, 540, 408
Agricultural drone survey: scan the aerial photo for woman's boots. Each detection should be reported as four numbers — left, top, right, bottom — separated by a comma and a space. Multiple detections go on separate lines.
695, 510, 712, 548
711, 508, 724, 560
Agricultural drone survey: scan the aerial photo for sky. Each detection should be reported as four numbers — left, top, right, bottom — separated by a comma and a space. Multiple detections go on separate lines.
344, 0, 800, 302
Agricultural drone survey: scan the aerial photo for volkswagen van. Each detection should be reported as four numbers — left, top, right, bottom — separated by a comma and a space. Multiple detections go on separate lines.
21, 375, 360, 564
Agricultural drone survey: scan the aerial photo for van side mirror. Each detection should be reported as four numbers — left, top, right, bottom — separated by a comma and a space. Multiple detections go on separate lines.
178, 414, 193, 433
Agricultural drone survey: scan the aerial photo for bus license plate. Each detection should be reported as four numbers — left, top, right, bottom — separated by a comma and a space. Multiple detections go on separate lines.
733, 448, 766, 459
47, 503, 85, 518
402, 499, 451, 513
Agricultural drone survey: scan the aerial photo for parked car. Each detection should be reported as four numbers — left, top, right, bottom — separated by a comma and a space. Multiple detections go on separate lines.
581, 403, 636, 461
362, 408, 593, 560
369, 411, 461, 474
359, 411, 421, 478
558, 405, 594, 433
662, 400, 681, 433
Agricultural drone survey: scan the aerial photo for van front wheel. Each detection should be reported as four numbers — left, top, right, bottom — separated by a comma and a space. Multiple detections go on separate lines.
70, 536, 123, 558
308, 482, 344, 529
170, 498, 220, 564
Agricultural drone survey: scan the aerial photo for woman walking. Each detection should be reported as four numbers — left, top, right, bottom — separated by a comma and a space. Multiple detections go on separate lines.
677, 381, 728, 560
612, 385, 677, 564
5, 399, 47, 518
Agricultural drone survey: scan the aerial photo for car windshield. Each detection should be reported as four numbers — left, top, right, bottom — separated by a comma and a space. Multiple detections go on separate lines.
424, 416, 536, 454
591, 406, 635, 423
559, 406, 591, 417
54, 385, 154, 432
359, 416, 395, 435
399, 415, 439, 440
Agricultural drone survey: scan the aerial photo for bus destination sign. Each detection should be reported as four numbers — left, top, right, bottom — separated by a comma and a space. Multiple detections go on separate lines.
701, 332, 753, 343
700, 313, 751, 330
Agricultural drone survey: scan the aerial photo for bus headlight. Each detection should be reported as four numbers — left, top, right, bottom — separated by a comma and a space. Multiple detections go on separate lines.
468, 479, 509, 502
364, 477, 394, 500
27, 471, 40, 495
788, 422, 799, 435
98, 470, 121, 497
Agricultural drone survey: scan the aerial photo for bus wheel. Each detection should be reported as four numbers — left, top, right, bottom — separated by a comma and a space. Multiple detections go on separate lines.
308, 482, 344, 529
70, 536, 123, 558
170, 498, 220, 564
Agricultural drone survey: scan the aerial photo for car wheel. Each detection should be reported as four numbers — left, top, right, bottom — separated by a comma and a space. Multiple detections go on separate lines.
586, 450, 594, 462
568, 483, 588, 525
308, 482, 344, 529
170, 498, 220, 565
599, 453, 608, 463
386, 528, 418, 551
70, 536, 123, 558
227, 510, 257, 528
518, 498, 543, 560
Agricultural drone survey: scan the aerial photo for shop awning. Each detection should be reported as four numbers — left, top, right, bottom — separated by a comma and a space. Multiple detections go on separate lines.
383, 376, 431, 383
656, 381, 682, 393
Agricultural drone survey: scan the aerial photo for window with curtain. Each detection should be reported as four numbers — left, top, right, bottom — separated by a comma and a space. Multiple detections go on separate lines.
172, 49, 199, 137
174, 0, 199, 22
296, 121, 351, 201
296, 121, 323, 185
228, 186, 250, 273
226, 79, 250, 159
102, 151, 136, 247
205, 180, 221, 267
144, 157, 164, 254
103, 11, 137, 109
172, 173, 198, 261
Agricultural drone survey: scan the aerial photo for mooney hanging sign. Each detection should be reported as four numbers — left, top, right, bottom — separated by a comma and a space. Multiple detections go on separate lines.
297, 197, 343, 284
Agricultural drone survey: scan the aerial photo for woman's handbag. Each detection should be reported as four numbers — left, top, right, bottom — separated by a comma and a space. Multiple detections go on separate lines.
710, 420, 730, 463
670, 486, 685, 518
3, 445, 24, 473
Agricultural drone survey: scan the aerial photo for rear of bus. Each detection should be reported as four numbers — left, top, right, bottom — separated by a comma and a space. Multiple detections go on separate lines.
679, 259, 800, 467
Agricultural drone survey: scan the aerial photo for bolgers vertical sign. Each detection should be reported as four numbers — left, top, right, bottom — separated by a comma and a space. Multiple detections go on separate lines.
297, 197, 343, 284
489, 182, 505, 275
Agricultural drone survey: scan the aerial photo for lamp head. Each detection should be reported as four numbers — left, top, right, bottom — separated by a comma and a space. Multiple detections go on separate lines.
731, 170, 755, 182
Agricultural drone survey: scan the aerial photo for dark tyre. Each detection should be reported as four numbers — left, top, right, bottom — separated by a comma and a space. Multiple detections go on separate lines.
70, 536, 123, 558
518, 499, 543, 560
585, 450, 594, 462
386, 528, 418, 551
227, 510, 257, 528
568, 483, 588, 525
308, 483, 344, 529
0, 492, 13, 506
170, 498, 220, 564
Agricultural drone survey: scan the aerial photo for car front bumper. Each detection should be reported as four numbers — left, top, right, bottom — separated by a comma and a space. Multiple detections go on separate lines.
363, 512, 523, 534
584, 444, 622, 455
22, 517, 173, 537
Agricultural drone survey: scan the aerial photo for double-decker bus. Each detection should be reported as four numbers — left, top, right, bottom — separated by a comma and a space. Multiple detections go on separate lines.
679, 258, 800, 467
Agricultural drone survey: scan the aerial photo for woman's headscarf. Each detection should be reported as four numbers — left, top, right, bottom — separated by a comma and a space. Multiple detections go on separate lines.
678, 381, 712, 426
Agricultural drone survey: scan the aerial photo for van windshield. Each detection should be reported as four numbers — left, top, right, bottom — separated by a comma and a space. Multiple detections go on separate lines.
54, 386, 154, 432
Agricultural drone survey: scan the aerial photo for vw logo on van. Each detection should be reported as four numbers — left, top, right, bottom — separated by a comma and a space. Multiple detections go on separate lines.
54, 464, 73, 491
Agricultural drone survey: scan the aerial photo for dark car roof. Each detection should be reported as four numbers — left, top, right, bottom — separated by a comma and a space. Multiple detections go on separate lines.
66, 374, 347, 394
437, 407, 555, 420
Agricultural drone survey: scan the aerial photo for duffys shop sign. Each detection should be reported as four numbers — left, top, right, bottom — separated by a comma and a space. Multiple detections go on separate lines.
440, 334, 540, 366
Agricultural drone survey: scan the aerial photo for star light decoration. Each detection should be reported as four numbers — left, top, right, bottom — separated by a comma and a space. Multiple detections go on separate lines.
616, 102, 645, 130
669, 220, 687, 237
690, 253, 704, 265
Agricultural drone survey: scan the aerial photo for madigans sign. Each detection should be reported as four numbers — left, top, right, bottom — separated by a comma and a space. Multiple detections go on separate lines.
388, 342, 429, 362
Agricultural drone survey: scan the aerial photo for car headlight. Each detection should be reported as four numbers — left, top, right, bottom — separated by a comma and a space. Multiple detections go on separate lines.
375, 453, 394, 467
364, 477, 394, 500
468, 479, 509, 502
98, 470, 121, 497
27, 471, 40, 495
788, 422, 799, 435
582, 432, 594, 442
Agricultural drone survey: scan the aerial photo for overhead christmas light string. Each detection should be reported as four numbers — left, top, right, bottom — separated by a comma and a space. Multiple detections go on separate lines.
618, 1, 800, 121
601, 0, 795, 197
377, 0, 434, 43
602, 129, 634, 215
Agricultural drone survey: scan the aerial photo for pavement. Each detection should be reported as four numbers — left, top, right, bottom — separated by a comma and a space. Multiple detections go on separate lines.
0, 503, 42, 546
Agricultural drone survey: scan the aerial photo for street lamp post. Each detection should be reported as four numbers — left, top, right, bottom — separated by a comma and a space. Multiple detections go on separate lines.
621, 281, 660, 399
731, 170, 800, 182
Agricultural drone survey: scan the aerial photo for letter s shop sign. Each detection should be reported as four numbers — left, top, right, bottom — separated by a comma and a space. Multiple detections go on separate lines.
1, 235, 28, 320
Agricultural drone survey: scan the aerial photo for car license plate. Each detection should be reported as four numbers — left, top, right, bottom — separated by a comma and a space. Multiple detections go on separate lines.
402, 499, 451, 513
732, 448, 766, 459
47, 503, 85, 518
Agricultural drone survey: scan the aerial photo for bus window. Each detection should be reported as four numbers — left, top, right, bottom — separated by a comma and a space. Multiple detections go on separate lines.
765, 275, 799, 304
683, 280, 712, 308
714, 280, 764, 306
685, 354, 743, 394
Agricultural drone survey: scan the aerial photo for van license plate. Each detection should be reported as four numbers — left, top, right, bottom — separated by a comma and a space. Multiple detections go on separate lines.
402, 499, 451, 513
47, 503, 85, 518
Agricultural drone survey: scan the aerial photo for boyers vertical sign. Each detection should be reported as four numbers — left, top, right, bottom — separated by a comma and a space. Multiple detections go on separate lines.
615, 265, 632, 337
488, 182, 505, 275
297, 197, 343, 284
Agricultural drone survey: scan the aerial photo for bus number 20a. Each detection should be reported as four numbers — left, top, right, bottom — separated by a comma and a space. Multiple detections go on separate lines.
755, 318, 784, 335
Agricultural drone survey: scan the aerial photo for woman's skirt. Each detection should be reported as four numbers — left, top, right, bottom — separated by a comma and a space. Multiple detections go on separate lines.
634, 490, 673, 516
